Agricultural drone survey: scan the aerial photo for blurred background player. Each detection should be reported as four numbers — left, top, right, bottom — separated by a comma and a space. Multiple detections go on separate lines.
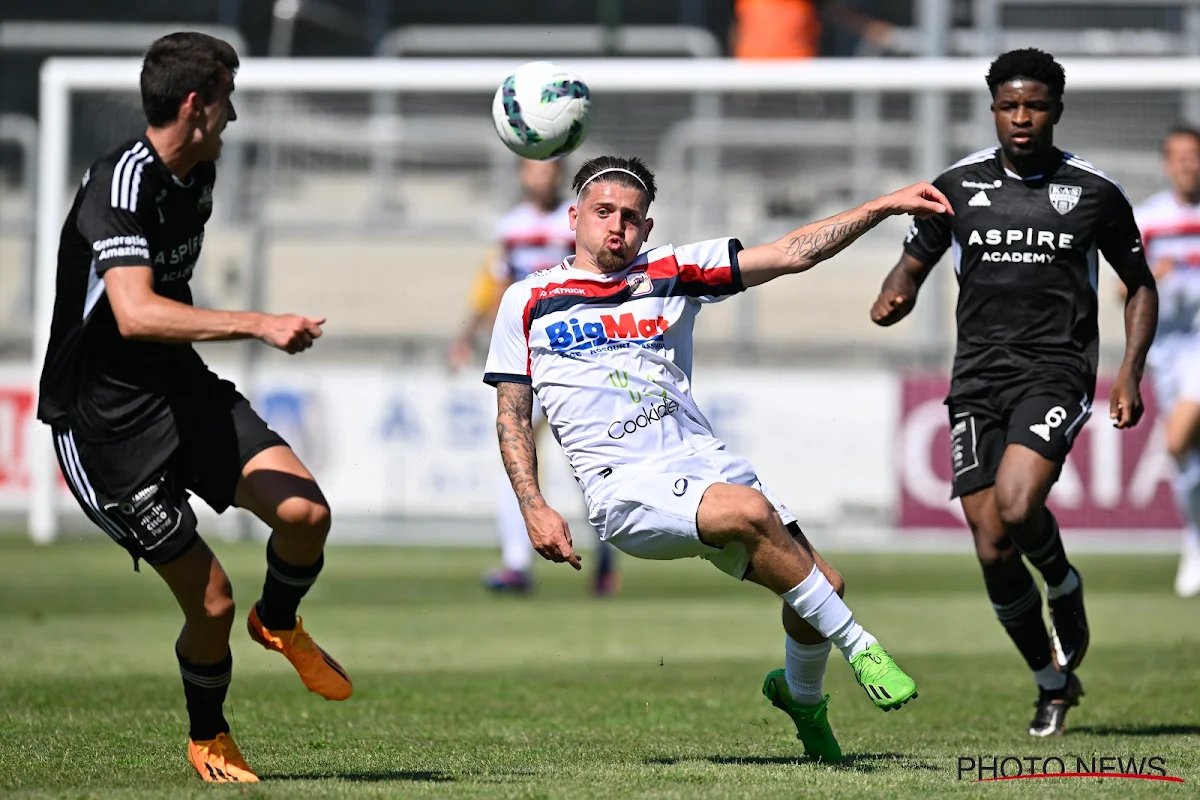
870, 49, 1158, 736
1134, 125, 1200, 598
450, 158, 619, 595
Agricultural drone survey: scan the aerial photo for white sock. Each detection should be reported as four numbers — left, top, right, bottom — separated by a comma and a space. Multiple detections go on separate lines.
780, 566, 878, 660
497, 474, 534, 572
1045, 567, 1079, 600
1034, 664, 1067, 691
785, 637, 831, 706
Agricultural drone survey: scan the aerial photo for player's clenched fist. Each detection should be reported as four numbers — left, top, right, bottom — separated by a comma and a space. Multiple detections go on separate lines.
870, 287, 915, 327
524, 505, 582, 570
258, 314, 325, 354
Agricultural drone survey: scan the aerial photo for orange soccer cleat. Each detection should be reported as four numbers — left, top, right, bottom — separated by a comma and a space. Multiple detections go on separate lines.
247, 605, 353, 701
188, 733, 259, 783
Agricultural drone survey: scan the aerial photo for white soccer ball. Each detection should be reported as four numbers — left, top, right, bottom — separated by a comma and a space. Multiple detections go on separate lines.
492, 61, 592, 161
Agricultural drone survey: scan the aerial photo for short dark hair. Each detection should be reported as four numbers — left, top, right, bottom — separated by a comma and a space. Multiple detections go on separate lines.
986, 48, 1065, 101
141, 32, 239, 128
1165, 124, 1200, 150
572, 156, 658, 205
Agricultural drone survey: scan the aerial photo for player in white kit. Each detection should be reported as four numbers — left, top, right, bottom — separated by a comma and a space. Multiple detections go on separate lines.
1134, 125, 1200, 597
484, 155, 950, 761
451, 159, 618, 595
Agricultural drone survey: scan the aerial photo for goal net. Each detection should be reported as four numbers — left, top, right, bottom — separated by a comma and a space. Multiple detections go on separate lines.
22, 57, 1200, 547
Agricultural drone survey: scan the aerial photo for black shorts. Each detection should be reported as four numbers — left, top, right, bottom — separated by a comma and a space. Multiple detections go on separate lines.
52, 377, 287, 568
947, 379, 1094, 499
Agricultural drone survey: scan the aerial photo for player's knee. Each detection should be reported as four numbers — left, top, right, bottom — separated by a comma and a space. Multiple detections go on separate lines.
738, 491, 778, 539
975, 538, 1020, 573
276, 496, 332, 538
1166, 428, 1193, 461
994, 488, 1038, 530
203, 592, 235, 627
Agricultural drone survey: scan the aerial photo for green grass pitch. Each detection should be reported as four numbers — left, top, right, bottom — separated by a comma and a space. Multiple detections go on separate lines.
1, 535, 1198, 798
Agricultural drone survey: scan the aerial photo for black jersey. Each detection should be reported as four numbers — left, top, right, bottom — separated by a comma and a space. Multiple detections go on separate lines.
904, 146, 1147, 398
38, 136, 216, 445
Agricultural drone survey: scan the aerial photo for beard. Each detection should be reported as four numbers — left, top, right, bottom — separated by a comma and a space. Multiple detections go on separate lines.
596, 245, 631, 273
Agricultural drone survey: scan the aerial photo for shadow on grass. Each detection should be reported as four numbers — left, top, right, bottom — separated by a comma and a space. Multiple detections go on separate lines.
647, 752, 940, 773
1071, 724, 1200, 738
260, 770, 454, 783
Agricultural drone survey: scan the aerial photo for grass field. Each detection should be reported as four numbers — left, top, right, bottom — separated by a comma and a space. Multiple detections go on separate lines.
1, 536, 1198, 799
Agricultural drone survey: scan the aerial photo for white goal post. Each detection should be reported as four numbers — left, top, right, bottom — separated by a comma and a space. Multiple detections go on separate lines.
29, 56, 1200, 543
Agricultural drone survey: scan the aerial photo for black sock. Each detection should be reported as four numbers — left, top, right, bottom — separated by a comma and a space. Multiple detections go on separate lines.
983, 559, 1053, 672
256, 541, 323, 631
177, 649, 232, 741
1021, 508, 1072, 588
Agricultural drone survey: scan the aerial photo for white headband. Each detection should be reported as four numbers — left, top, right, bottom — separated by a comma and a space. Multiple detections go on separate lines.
577, 167, 648, 199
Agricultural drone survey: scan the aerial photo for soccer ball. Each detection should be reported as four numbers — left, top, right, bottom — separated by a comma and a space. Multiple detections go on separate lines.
492, 61, 592, 161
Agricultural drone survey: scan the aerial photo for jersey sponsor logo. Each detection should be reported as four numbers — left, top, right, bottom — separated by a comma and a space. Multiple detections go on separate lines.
546, 286, 587, 296
1049, 184, 1082, 215
967, 228, 1075, 264
962, 179, 1002, 190
153, 232, 205, 268
546, 313, 670, 353
968, 190, 991, 207
93, 235, 151, 262
607, 398, 680, 439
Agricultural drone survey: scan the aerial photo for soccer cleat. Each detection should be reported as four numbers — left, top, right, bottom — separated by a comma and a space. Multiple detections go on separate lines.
761, 669, 842, 763
247, 605, 353, 701
1028, 672, 1084, 737
1048, 569, 1090, 671
188, 732, 259, 783
1175, 535, 1200, 598
850, 644, 918, 711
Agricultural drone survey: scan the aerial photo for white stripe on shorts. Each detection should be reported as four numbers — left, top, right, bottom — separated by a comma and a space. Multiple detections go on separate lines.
54, 430, 130, 544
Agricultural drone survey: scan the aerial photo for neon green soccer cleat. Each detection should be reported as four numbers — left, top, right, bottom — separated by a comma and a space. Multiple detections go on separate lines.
761, 669, 842, 764
850, 644, 918, 711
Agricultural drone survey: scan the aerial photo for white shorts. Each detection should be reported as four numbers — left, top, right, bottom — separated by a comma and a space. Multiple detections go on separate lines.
595, 448, 797, 580
1151, 337, 1200, 411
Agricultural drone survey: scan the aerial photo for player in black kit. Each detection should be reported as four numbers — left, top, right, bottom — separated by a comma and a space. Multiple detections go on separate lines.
870, 50, 1158, 736
37, 33, 352, 782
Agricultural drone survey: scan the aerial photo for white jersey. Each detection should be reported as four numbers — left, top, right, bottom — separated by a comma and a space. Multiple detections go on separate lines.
490, 199, 575, 284
484, 238, 744, 512
1134, 190, 1200, 342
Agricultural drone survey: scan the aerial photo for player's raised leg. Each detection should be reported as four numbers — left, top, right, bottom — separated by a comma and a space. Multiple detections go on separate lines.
697, 483, 916, 712
156, 540, 259, 782
237, 445, 352, 701
757, 525, 845, 763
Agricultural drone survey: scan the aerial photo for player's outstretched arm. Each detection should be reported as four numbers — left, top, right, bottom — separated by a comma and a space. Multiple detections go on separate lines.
104, 266, 324, 354
495, 382, 581, 569
870, 253, 935, 327
736, 182, 951, 288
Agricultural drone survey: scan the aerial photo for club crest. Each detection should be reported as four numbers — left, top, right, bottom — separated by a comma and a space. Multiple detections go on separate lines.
1048, 184, 1081, 215
626, 273, 653, 296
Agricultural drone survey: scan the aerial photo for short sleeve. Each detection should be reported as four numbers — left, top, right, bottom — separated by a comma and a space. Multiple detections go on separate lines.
902, 176, 953, 266
1097, 183, 1148, 273
76, 160, 154, 276
671, 237, 745, 304
483, 283, 533, 386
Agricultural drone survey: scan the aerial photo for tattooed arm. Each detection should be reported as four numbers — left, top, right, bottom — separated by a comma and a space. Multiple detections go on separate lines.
737, 182, 952, 288
495, 382, 581, 569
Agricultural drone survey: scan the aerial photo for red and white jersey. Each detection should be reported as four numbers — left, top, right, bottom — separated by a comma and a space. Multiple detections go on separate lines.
490, 199, 576, 285
1134, 190, 1200, 340
484, 239, 744, 508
